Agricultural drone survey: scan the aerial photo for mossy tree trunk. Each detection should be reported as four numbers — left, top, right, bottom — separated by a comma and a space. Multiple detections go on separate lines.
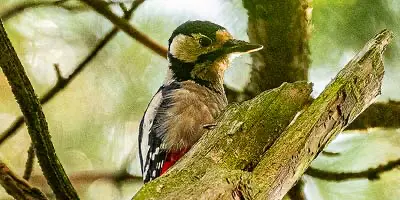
241, 0, 312, 100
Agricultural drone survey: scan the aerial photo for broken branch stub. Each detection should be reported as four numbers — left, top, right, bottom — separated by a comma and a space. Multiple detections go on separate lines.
250, 29, 393, 200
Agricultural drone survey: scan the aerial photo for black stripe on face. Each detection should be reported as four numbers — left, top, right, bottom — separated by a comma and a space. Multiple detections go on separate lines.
196, 48, 226, 64
168, 51, 224, 93
168, 53, 195, 82
168, 53, 217, 89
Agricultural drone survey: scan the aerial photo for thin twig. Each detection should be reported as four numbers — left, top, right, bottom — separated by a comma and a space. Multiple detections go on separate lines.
53, 63, 65, 82
0, 160, 48, 200
0, 0, 82, 21
0, 0, 146, 146
80, 0, 168, 58
30, 170, 143, 187
321, 151, 340, 157
345, 100, 400, 131
306, 158, 400, 181
119, 3, 129, 14
23, 145, 35, 181
0, 19, 79, 199
0, 0, 130, 21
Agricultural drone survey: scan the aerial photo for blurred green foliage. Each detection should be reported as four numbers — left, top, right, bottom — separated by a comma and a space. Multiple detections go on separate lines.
312, 0, 400, 65
0, 0, 399, 199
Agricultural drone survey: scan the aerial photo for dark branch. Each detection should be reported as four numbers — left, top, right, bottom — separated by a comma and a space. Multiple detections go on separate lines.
1, 0, 66, 20
224, 85, 244, 103
287, 179, 306, 200
30, 170, 142, 187
80, 0, 168, 58
23, 145, 35, 181
306, 158, 400, 181
0, 160, 48, 200
346, 100, 400, 130
0, 20, 79, 199
0, 0, 91, 21
0, 0, 145, 146
321, 151, 341, 157
52, 63, 65, 82
118, 3, 129, 14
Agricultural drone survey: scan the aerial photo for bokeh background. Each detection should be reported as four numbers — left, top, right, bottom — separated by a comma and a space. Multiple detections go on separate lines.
0, 0, 399, 199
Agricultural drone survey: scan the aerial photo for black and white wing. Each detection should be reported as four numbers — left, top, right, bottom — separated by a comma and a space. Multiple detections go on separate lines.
138, 82, 181, 183
138, 88, 166, 183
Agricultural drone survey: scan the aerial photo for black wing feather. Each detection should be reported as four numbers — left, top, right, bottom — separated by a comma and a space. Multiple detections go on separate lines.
138, 82, 181, 183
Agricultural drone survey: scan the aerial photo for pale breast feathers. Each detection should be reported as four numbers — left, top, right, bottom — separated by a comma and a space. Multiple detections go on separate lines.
162, 81, 227, 150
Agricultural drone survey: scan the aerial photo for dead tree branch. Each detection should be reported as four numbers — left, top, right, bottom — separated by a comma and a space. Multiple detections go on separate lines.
0, 0, 94, 20
306, 158, 400, 181
132, 30, 392, 200
0, 160, 48, 200
23, 145, 35, 181
29, 170, 142, 189
240, 1, 313, 197
80, 0, 168, 58
249, 29, 392, 200
0, 19, 79, 199
345, 100, 400, 130
0, 0, 145, 146
1, 0, 66, 20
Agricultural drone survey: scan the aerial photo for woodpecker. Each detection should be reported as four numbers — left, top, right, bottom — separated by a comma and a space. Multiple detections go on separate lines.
138, 20, 262, 183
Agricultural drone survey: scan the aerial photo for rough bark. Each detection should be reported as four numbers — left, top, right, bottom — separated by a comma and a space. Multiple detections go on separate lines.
132, 30, 392, 200
346, 100, 400, 130
240, 1, 312, 197
242, 0, 312, 99
0, 20, 79, 199
249, 29, 391, 199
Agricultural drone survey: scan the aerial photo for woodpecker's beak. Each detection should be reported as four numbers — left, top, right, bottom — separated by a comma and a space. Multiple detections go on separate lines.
197, 39, 263, 63
222, 39, 263, 54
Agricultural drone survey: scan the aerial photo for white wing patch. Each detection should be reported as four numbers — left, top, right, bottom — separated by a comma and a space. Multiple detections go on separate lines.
140, 91, 163, 176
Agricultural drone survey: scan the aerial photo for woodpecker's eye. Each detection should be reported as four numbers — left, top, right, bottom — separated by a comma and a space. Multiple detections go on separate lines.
199, 37, 212, 47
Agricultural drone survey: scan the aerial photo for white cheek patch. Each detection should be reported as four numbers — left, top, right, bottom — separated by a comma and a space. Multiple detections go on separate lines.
170, 34, 201, 63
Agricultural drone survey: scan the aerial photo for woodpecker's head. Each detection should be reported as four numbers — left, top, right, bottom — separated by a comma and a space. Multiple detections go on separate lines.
167, 20, 262, 88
